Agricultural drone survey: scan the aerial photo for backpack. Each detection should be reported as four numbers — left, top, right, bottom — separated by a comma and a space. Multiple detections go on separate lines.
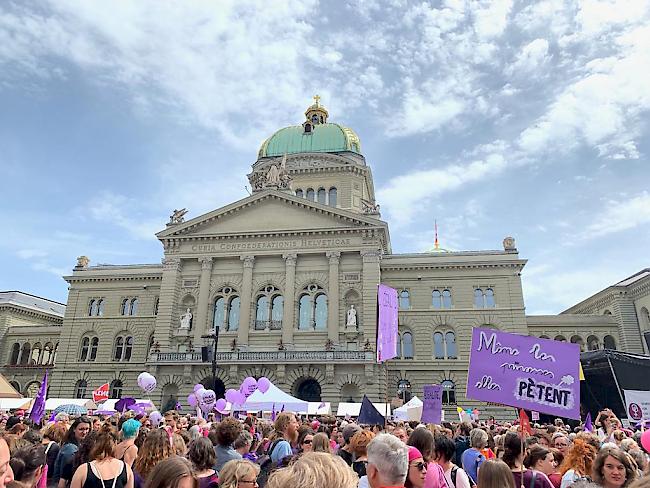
451, 466, 476, 488
256, 439, 283, 488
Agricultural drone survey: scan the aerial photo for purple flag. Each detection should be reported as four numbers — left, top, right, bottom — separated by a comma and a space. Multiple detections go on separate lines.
271, 403, 276, 421
585, 412, 593, 432
421, 385, 443, 424
466, 327, 581, 419
29, 370, 48, 424
376, 284, 398, 363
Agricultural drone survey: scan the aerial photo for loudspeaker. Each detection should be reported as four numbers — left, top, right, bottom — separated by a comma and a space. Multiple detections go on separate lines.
201, 346, 213, 363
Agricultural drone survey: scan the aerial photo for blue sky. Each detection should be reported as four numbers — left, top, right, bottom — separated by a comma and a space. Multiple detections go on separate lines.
1, 0, 649, 314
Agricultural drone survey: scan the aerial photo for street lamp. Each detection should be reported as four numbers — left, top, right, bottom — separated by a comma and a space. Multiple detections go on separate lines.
201, 326, 220, 392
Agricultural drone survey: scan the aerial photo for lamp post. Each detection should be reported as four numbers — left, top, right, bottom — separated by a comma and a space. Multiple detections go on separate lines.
201, 326, 220, 392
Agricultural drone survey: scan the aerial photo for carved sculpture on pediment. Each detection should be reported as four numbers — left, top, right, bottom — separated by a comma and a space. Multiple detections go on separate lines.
75, 256, 90, 269
168, 208, 188, 225
248, 154, 293, 192
361, 199, 380, 214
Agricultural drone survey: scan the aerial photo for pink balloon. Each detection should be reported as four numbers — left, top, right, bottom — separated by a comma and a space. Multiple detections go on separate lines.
257, 377, 271, 393
240, 377, 258, 397
187, 393, 198, 408
225, 389, 238, 404
194, 384, 205, 393
641, 430, 650, 453
215, 398, 227, 413
232, 391, 246, 405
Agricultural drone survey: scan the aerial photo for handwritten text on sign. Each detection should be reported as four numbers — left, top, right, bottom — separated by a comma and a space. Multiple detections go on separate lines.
421, 384, 443, 424
466, 327, 580, 419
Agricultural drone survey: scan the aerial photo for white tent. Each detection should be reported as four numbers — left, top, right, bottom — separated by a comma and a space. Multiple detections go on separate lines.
97, 399, 155, 412
393, 396, 423, 421
336, 402, 391, 417
0, 398, 33, 411
45, 398, 97, 411
242, 383, 308, 412
305, 402, 331, 415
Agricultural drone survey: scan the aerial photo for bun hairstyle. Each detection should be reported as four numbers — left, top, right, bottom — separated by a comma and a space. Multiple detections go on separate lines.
10, 444, 46, 482
89, 423, 118, 461
524, 445, 551, 469
502, 432, 524, 468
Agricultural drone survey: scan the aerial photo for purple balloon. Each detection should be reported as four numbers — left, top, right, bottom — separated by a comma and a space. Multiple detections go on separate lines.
225, 389, 238, 404
187, 393, 198, 408
233, 391, 246, 405
139, 374, 156, 393
193, 384, 204, 393
257, 377, 271, 393
149, 411, 162, 427
215, 398, 227, 413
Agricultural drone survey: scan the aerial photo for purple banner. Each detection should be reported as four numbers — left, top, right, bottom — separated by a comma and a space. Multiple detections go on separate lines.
466, 327, 581, 419
377, 284, 398, 363
421, 385, 442, 424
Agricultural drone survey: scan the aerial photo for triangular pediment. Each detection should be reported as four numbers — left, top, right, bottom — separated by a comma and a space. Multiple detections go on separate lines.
157, 190, 388, 239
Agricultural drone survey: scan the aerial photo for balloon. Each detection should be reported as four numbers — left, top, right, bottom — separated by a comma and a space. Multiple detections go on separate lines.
195, 388, 207, 402
137, 372, 151, 389
187, 393, 198, 408
233, 391, 246, 405
257, 377, 271, 393
149, 411, 162, 427
215, 398, 227, 413
194, 384, 205, 393
225, 389, 238, 404
200, 389, 217, 413
240, 377, 258, 397
138, 372, 156, 393
641, 430, 650, 453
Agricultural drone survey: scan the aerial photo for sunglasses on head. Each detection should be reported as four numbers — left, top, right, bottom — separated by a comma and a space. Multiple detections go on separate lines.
410, 462, 427, 472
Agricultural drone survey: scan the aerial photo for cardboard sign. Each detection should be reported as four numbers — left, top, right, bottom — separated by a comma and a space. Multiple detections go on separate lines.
531, 411, 540, 421
624, 390, 650, 421
421, 385, 443, 424
466, 327, 581, 419
376, 284, 398, 362
93, 383, 110, 403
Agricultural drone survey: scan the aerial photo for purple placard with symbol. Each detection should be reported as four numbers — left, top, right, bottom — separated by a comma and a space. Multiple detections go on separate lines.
421, 384, 443, 424
466, 327, 581, 419
376, 284, 398, 363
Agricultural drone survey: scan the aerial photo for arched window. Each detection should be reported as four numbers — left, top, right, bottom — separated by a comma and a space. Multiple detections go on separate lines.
433, 332, 445, 359
485, 288, 495, 307
306, 188, 315, 201
256, 296, 269, 323
397, 334, 402, 358
52, 343, 58, 365
587, 335, 600, 351
604, 335, 617, 350
121, 299, 130, 316
272, 295, 284, 322
603, 310, 612, 315
213, 287, 240, 331
475, 288, 496, 308
295, 189, 303, 198
474, 289, 484, 308
114, 337, 124, 361
442, 289, 452, 309
402, 332, 414, 359
317, 188, 326, 204
399, 290, 410, 309
113, 335, 134, 361
30, 343, 42, 365
298, 284, 327, 330
9, 343, 20, 365
540, 335, 550, 339
80, 337, 90, 361
88, 299, 96, 316
432, 290, 442, 309
130, 298, 138, 316
397, 379, 412, 401
570, 335, 584, 351
254, 285, 283, 330
89, 337, 99, 361
97, 299, 105, 316
328, 187, 337, 207
445, 332, 457, 359
74, 380, 87, 399
110, 380, 123, 399
441, 380, 456, 405
19, 343, 31, 365
9, 381, 20, 393
554, 335, 566, 342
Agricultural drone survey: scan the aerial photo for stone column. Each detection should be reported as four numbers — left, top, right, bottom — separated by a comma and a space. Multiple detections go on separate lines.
326, 251, 341, 343
155, 256, 182, 349
282, 253, 297, 348
194, 257, 213, 343
237, 255, 255, 349
361, 250, 381, 341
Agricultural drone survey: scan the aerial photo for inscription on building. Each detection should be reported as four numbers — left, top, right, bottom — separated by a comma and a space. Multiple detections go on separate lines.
190, 238, 354, 253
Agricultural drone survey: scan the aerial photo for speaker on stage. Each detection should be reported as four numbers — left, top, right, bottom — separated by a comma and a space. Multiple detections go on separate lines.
201, 346, 213, 362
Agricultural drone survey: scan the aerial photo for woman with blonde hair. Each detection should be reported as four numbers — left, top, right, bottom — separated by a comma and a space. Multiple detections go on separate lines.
146, 457, 197, 488
217, 460, 259, 488
310, 433, 330, 454
478, 459, 515, 488
266, 452, 357, 488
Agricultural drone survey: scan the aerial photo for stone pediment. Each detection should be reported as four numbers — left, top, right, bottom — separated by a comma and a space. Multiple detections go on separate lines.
157, 190, 388, 239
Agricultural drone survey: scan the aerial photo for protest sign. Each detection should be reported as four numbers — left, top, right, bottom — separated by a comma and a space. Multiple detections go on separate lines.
466, 327, 581, 419
376, 284, 398, 362
421, 385, 442, 424
93, 383, 110, 403
624, 390, 650, 421
531, 411, 540, 421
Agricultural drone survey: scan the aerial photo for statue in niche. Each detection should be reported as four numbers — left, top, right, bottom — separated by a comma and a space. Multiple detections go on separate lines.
346, 304, 358, 327
180, 308, 193, 329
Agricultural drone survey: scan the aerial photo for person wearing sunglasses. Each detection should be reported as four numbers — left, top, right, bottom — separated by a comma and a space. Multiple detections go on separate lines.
296, 430, 315, 455
406, 446, 428, 488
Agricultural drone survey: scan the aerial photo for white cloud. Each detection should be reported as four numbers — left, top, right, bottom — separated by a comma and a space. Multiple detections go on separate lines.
578, 192, 650, 239
16, 249, 48, 259
85, 191, 162, 240
506, 38, 550, 76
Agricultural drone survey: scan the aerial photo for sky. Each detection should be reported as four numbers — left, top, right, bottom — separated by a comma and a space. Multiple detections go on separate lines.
1, 0, 649, 314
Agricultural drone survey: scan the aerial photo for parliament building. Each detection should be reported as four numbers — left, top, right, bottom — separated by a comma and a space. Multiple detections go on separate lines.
2, 99, 648, 416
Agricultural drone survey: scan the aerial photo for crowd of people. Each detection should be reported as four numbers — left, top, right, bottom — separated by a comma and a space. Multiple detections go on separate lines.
0, 406, 649, 488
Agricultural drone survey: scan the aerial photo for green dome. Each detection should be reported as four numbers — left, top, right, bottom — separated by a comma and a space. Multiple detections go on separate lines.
258, 122, 361, 158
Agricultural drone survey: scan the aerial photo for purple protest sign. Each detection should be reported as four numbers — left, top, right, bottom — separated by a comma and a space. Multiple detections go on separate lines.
376, 284, 398, 363
466, 327, 581, 419
421, 385, 442, 424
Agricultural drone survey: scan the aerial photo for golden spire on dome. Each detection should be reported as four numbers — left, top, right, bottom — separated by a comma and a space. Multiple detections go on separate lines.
313, 94, 321, 107
305, 95, 329, 125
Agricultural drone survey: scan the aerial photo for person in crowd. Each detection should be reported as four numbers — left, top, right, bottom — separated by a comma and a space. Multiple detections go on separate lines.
146, 457, 197, 488
217, 459, 259, 488
350, 430, 375, 478
53, 417, 91, 488
454, 423, 472, 466
1, 437, 15, 488
547, 448, 564, 488
406, 427, 447, 488
69, 424, 133, 488
434, 434, 472, 488
268, 413, 298, 465
552, 434, 570, 456
337, 423, 360, 467
502, 432, 554, 488
8, 445, 46, 488
233, 432, 253, 460
133, 428, 174, 487
461, 428, 487, 485
525, 446, 557, 478
405, 446, 427, 488
266, 452, 357, 488
494, 434, 505, 460
213, 418, 242, 471
364, 434, 408, 488
559, 438, 598, 488
42, 424, 64, 488
393, 427, 409, 444
296, 430, 314, 455
114, 419, 140, 468
310, 433, 330, 454
477, 459, 515, 488
172, 434, 187, 457
186, 438, 218, 488
329, 426, 340, 452
590, 447, 637, 488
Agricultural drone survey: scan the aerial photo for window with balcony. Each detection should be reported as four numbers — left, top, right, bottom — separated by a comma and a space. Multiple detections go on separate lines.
474, 288, 496, 308
113, 335, 133, 361
80, 336, 99, 362
298, 284, 328, 330
255, 285, 283, 330
30, 343, 42, 365
9, 343, 20, 365
441, 380, 456, 404
19, 343, 31, 366
212, 287, 240, 331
